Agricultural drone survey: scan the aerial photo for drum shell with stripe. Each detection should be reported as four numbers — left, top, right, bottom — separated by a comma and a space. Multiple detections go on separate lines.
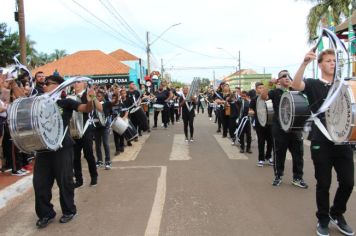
256, 96, 273, 127
279, 91, 310, 132
153, 104, 164, 111
326, 79, 356, 143
8, 96, 64, 153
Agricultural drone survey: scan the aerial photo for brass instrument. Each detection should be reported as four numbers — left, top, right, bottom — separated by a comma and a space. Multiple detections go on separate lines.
186, 77, 201, 102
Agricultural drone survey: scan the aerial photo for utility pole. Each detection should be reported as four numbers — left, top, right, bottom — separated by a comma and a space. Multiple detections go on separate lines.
161, 58, 164, 81
146, 32, 151, 75
213, 70, 216, 88
238, 50, 241, 87
17, 0, 26, 65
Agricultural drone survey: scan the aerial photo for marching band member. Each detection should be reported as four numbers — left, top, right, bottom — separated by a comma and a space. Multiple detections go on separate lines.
179, 85, 197, 141
197, 92, 205, 114
33, 75, 95, 228
213, 82, 226, 133
174, 86, 182, 122
140, 84, 152, 132
110, 91, 127, 155
236, 91, 252, 153
93, 91, 112, 170
153, 81, 170, 129
225, 90, 239, 144
249, 82, 273, 166
72, 81, 102, 188
261, 70, 308, 188
206, 88, 215, 121
127, 81, 141, 137
221, 84, 232, 138
292, 48, 354, 236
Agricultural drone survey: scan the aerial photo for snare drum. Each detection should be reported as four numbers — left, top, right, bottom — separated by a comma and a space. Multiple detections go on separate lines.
67, 95, 84, 138
130, 106, 149, 131
256, 96, 274, 127
8, 96, 64, 153
174, 102, 179, 109
326, 79, 356, 143
153, 103, 164, 111
111, 116, 129, 135
123, 120, 138, 141
279, 91, 311, 132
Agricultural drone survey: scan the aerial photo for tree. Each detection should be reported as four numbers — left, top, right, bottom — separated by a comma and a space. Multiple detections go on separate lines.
170, 80, 186, 88
304, 0, 355, 42
50, 49, 67, 61
0, 23, 19, 66
199, 78, 211, 92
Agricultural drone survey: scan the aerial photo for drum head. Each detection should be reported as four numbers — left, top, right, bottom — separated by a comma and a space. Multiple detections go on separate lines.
279, 92, 294, 132
326, 82, 356, 143
35, 96, 64, 150
256, 96, 268, 127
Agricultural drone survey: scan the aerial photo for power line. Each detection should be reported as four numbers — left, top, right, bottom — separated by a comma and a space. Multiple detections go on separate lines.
102, 0, 145, 45
71, 0, 145, 51
165, 66, 236, 71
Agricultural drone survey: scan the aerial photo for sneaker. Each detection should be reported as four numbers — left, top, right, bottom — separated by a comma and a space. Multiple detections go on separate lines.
292, 178, 308, 189
59, 213, 77, 224
272, 176, 282, 186
317, 222, 329, 236
246, 149, 252, 154
19, 169, 30, 175
105, 162, 112, 170
216, 129, 221, 133
11, 170, 26, 176
127, 142, 132, 146
152, 125, 157, 129
114, 151, 120, 156
330, 214, 354, 236
96, 161, 103, 168
268, 158, 274, 166
90, 177, 97, 186
257, 160, 264, 167
74, 181, 83, 189
190, 138, 194, 142
185, 138, 189, 142
36, 213, 56, 228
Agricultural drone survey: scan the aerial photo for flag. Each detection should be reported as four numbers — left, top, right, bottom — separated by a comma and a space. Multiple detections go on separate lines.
317, 37, 324, 52
348, 9, 356, 55
328, 7, 335, 32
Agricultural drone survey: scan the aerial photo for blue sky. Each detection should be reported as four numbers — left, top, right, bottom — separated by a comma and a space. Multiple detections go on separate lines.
1, 0, 317, 83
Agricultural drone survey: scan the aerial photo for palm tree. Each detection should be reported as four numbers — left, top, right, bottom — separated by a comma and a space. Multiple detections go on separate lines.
304, 0, 356, 42
50, 49, 67, 61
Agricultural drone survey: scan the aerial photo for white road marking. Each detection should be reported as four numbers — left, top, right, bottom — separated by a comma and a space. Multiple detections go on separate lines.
214, 135, 248, 160
110, 166, 167, 236
113, 133, 150, 162
354, 187, 356, 192
169, 134, 191, 161
0, 175, 33, 210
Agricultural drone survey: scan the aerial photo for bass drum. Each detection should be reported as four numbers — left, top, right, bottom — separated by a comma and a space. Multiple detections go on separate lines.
325, 79, 356, 143
123, 120, 138, 141
8, 96, 64, 153
279, 91, 310, 132
67, 95, 84, 138
129, 106, 149, 131
256, 96, 273, 127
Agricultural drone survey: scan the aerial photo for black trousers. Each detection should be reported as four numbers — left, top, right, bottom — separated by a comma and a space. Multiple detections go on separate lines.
94, 127, 110, 162
272, 124, 304, 179
169, 106, 175, 124
2, 124, 22, 171
208, 106, 213, 118
33, 146, 77, 218
197, 103, 204, 113
174, 108, 180, 122
216, 108, 223, 130
229, 117, 237, 141
255, 125, 273, 161
239, 121, 251, 150
221, 113, 230, 137
73, 127, 98, 183
154, 105, 169, 127
310, 141, 354, 224
113, 130, 125, 152
183, 113, 194, 138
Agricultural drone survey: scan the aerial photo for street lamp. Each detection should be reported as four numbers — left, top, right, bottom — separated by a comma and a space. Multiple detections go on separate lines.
146, 23, 182, 75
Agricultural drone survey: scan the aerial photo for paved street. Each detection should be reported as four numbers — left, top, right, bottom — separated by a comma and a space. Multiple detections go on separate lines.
0, 112, 355, 236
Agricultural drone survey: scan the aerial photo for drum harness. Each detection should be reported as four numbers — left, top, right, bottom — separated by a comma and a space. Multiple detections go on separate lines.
235, 98, 249, 142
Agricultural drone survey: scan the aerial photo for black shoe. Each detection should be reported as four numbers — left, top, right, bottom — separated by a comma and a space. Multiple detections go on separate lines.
152, 125, 157, 128
36, 213, 56, 228
90, 177, 97, 186
272, 176, 282, 186
330, 214, 354, 235
216, 129, 221, 133
240, 149, 245, 153
74, 181, 83, 189
114, 151, 120, 156
119, 148, 124, 153
127, 142, 132, 146
246, 149, 252, 154
134, 137, 138, 142
147, 129, 151, 133
316, 222, 329, 236
222, 135, 227, 138
292, 178, 308, 189
59, 213, 77, 224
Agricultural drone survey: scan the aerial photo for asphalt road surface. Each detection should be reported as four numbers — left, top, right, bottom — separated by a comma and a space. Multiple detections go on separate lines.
0, 112, 355, 236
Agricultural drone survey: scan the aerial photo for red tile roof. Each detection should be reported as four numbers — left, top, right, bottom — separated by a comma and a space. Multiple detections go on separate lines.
109, 49, 140, 61
32, 50, 130, 77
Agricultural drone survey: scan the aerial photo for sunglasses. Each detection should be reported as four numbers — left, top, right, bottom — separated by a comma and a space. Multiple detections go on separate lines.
278, 74, 290, 79
44, 81, 58, 86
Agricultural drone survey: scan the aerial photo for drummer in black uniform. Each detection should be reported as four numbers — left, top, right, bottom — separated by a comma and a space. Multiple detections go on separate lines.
153, 81, 170, 128
72, 81, 102, 188
33, 75, 96, 228
127, 81, 141, 137
249, 82, 273, 167
261, 70, 307, 188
